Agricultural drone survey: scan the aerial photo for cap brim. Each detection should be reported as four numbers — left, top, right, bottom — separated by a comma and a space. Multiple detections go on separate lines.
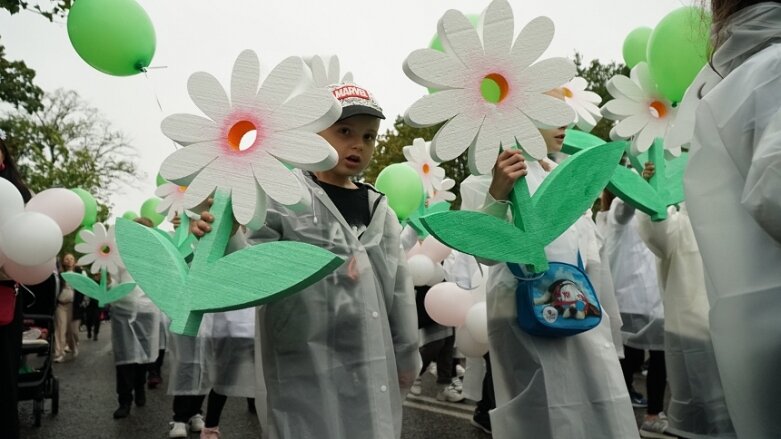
338, 105, 385, 121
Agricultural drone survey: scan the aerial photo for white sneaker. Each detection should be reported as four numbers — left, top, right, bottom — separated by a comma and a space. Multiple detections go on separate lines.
169, 422, 188, 438
640, 412, 675, 439
427, 363, 437, 377
436, 382, 465, 402
72, 347, 79, 358
189, 414, 205, 432
451, 377, 463, 393
409, 377, 422, 396
456, 364, 465, 378
53, 355, 65, 363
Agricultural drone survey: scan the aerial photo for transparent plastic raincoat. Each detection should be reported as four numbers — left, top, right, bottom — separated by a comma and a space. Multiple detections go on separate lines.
637, 206, 735, 438
206, 308, 255, 398
110, 268, 161, 365
476, 161, 637, 439
236, 171, 419, 439
684, 4, 781, 437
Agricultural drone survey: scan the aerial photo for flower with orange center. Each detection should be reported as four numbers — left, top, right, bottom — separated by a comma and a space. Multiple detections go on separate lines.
159, 50, 342, 229
154, 181, 188, 221
403, 138, 446, 197
560, 77, 603, 132
601, 62, 678, 155
74, 223, 124, 276
403, 0, 575, 174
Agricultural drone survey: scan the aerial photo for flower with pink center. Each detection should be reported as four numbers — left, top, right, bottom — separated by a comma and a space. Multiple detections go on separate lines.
75, 223, 124, 276
159, 50, 342, 229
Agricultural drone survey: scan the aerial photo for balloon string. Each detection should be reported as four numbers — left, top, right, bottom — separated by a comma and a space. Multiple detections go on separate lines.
142, 67, 179, 151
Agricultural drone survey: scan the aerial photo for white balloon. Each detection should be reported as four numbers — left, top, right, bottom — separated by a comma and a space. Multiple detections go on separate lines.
0, 179, 24, 226
2, 212, 63, 266
465, 302, 489, 345
456, 325, 489, 358
424, 282, 473, 327
0, 236, 6, 268
406, 242, 422, 258
3, 257, 56, 285
426, 262, 446, 286
408, 254, 435, 287
420, 235, 452, 263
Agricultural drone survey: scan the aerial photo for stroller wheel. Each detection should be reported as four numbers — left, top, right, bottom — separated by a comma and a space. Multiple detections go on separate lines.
33, 399, 43, 427
51, 378, 60, 415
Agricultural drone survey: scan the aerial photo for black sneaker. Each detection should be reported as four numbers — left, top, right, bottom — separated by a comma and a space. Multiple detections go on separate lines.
630, 389, 648, 408
113, 405, 131, 419
471, 411, 492, 435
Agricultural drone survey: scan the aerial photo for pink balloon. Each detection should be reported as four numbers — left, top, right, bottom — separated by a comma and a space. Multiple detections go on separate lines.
406, 242, 422, 258
25, 188, 85, 235
420, 236, 452, 263
424, 282, 473, 327
3, 257, 56, 285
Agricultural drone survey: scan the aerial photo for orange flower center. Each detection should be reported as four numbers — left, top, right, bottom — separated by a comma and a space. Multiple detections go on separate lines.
422, 163, 430, 174
481, 73, 509, 104
562, 87, 574, 98
227, 120, 258, 152
649, 101, 668, 119
177, 185, 187, 193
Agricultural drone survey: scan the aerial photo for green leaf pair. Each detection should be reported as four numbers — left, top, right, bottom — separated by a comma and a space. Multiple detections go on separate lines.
114, 189, 344, 336
406, 201, 451, 238
421, 141, 625, 272
61, 268, 135, 308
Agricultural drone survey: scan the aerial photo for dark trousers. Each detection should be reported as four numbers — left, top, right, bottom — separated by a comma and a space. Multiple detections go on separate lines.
621, 346, 667, 415
173, 394, 206, 423
204, 390, 228, 428
475, 354, 496, 415
418, 334, 456, 384
116, 363, 148, 406
148, 349, 165, 378
0, 295, 23, 439
85, 303, 101, 338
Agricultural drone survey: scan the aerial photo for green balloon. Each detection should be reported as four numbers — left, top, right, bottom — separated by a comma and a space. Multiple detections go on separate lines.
67, 0, 156, 76
375, 164, 424, 221
622, 27, 653, 69
71, 188, 98, 227
156, 173, 167, 187
140, 198, 165, 227
647, 7, 711, 103
122, 210, 139, 220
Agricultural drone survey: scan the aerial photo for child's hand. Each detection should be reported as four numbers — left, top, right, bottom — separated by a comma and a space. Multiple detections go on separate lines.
642, 161, 655, 181
488, 149, 528, 201
172, 214, 181, 230
189, 198, 240, 238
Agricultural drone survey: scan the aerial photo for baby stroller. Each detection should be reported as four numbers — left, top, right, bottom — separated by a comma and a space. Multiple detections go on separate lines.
18, 274, 60, 427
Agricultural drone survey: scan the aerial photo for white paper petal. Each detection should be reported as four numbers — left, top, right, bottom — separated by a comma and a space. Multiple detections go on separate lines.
161, 114, 222, 146
520, 58, 576, 94
631, 63, 659, 97
437, 9, 484, 68
77, 253, 97, 266
405, 89, 466, 128
471, 116, 502, 175
479, 0, 514, 59
607, 75, 645, 102
615, 114, 649, 139
265, 131, 338, 172
187, 72, 231, 122
602, 99, 646, 119
226, 172, 263, 228
256, 56, 306, 112
252, 153, 307, 206
510, 16, 554, 72
514, 115, 548, 159
403, 48, 467, 90
160, 141, 221, 186
569, 77, 588, 91
268, 88, 341, 133
430, 112, 483, 163
231, 49, 261, 110
633, 123, 660, 154
182, 164, 221, 209
308, 55, 329, 87
521, 93, 576, 128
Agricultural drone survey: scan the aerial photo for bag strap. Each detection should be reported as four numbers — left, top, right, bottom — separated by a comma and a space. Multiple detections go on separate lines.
577, 251, 584, 271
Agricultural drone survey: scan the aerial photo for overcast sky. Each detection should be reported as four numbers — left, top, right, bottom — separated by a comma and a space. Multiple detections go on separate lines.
0, 0, 689, 221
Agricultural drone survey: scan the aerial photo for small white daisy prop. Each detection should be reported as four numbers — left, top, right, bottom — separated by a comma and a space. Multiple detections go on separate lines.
403, 138, 446, 198
403, 0, 575, 174
429, 178, 457, 206
306, 55, 353, 87
561, 77, 602, 132
154, 182, 187, 221
75, 223, 124, 276
159, 50, 342, 229
601, 62, 678, 155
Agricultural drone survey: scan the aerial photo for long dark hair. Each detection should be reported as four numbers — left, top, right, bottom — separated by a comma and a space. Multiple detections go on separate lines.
710, 0, 781, 44
0, 136, 32, 202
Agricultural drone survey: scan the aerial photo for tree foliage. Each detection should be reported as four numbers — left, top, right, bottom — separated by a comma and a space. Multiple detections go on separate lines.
0, 38, 43, 113
0, 89, 140, 222
0, 0, 72, 20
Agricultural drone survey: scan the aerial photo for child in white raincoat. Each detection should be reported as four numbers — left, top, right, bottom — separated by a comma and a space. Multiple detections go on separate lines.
195, 83, 418, 439
478, 119, 637, 437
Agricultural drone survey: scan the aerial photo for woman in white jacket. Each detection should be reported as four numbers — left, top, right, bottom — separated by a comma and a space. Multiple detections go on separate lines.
684, 2, 781, 437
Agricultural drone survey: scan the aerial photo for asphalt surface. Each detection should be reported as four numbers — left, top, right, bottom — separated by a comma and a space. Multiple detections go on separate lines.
18, 323, 649, 438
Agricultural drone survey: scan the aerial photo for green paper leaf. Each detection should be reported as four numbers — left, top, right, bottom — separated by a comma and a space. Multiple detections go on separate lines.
102, 282, 137, 306
561, 129, 608, 155
62, 272, 101, 302
608, 165, 667, 220
420, 211, 546, 268
407, 201, 451, 238
190, 241, 344, 312
661, 152, 688, 206
533, 141, 625, 244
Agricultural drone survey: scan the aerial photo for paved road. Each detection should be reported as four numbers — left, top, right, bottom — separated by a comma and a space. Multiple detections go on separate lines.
19, 323, 647, 438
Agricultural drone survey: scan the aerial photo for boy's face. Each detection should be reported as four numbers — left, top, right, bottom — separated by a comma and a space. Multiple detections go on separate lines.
539, 88, 568, 154
319, 115, 381, 177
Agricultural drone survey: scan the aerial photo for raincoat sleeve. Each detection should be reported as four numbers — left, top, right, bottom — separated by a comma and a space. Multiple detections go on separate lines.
612, 198, 635, 225
742, 107, 781, 243
636, 208, 679, 259
386, 218, 421, 385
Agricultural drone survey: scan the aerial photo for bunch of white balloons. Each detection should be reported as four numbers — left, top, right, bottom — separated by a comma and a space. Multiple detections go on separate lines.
0, 179, 84, 284
406, 235, 452, 287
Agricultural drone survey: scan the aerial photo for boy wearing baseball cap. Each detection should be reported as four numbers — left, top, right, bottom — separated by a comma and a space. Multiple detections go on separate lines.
194, 82, 419, 439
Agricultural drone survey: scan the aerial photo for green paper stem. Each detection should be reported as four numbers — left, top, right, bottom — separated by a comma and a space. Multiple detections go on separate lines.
100, 267, 107, 292
509, 178, 534, 233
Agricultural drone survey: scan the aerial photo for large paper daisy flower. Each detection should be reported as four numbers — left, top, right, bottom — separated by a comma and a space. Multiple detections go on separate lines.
561, 77, 602, 132
403, 138, 446, 197
159, 50, 342, 229
306, 55, 353, 87
403, 0, 575, 174
75, 223, 124, 276
154, 182, 187, 221
601, 62, 677, 155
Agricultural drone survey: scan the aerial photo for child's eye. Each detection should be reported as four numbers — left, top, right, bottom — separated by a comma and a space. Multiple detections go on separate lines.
340, 127, 351, 136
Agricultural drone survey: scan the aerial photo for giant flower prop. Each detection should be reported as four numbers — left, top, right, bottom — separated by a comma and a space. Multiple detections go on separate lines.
403, 138, 446, 198
159, 49, 341, 229
601, 62, 678, 155
403, 0, 575, 174
306, 55, 353, 87
561, 77, 602, 132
